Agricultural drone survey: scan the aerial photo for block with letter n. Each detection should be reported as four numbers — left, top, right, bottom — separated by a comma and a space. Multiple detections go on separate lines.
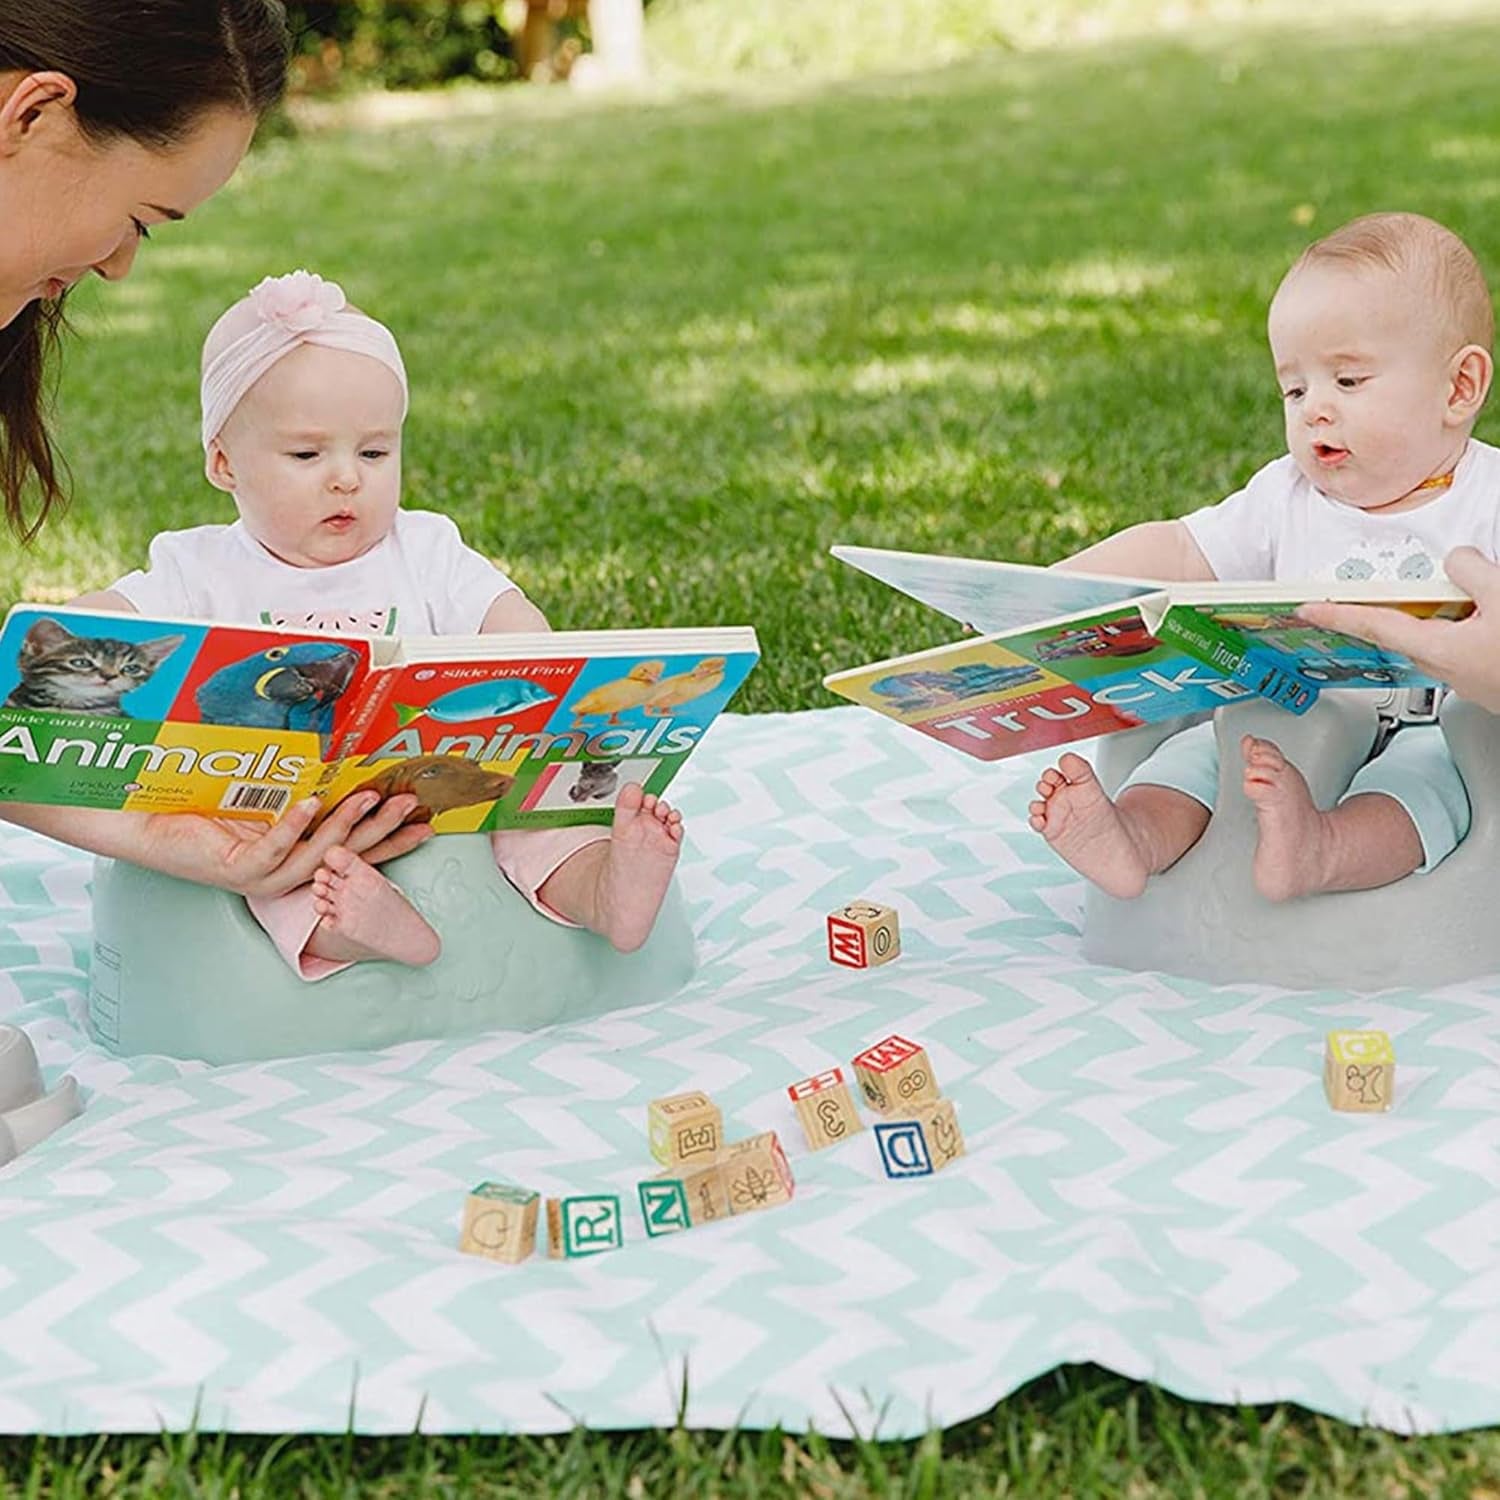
851, 1032, 940, 1114
546, 1193, 625, 1258
826, 899, 900, 969
637, 1177, 692, 1237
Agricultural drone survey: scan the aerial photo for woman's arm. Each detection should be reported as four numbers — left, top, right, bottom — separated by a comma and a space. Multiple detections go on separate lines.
1054, 519, 1217, 582
1301, 546, 1500, 712
2, 793, 433, 896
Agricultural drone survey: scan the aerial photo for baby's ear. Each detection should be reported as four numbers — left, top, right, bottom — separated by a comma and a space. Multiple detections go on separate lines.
1449, 344, 1495, 424
205, 439, 237, 494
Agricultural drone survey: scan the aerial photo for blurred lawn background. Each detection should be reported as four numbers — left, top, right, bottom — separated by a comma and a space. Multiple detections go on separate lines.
7, 1, 1500, 1492
22, 0, 1498, 714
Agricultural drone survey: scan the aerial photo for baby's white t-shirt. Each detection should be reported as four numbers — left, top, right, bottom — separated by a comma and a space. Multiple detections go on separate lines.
1181, 439, 1500, 584
110, 508, 517, 637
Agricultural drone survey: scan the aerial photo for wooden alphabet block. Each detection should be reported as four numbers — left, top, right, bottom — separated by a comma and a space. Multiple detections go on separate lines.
642, 1165, 731, 1231
788, 1066, 865, 1151
681, 1163, 732, 1225
545, 1193, 625, 1258
874, 1118, 933, 1178
637, 1177, 691, 1237
721, 1130, 795, 1216
910, 1098, 965, 1171
1324, 1030, 1395, 1113
852, 1033, 940, 1115
827, 899, 901, 969
458, 1181, 539, 1264
648, 1090, 723, 1169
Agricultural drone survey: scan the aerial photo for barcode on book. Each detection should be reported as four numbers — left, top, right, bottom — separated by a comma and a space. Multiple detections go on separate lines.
219, 781, 292, 815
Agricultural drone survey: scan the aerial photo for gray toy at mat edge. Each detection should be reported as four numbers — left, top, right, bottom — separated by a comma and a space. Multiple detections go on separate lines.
0, 1024, 83, 1167
1083, 692, 1500, 991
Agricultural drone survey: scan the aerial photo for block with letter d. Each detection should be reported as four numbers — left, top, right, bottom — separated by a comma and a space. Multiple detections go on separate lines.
874, 1119, 933, 1179
827, 899, 900, 969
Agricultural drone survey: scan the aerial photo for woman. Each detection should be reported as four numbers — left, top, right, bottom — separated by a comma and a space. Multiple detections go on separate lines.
1302, 548, 1500, 713
0, 1, 430, 893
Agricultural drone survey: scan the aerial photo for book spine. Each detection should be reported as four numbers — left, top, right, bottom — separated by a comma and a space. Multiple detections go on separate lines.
331, 667, 399, 763
1155, 607, 1318, 714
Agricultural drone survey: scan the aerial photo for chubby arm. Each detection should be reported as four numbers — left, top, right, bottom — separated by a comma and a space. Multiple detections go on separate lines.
480, 589, 551, 634
1054, 519, 1217, 582
67, 589, 138, 613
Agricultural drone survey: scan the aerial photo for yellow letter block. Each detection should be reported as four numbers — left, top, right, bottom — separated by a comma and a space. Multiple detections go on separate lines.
1324, 1030, 1395, 1113
648, 1090, 723, 1169
458, 1181, 539, 1264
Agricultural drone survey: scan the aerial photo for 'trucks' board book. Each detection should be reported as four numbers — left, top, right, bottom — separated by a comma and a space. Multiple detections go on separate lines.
824, 545, 1472, 763
0, 606, 758, 830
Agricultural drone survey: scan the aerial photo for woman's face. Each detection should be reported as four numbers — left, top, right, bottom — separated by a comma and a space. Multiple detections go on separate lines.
0, 73, 256, 329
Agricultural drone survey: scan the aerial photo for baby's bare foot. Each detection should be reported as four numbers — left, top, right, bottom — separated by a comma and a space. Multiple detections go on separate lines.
596, 783, 682, 953
1028, 751, 1151, 899
1242, 734, 1330, 902
308, 846, 441, 967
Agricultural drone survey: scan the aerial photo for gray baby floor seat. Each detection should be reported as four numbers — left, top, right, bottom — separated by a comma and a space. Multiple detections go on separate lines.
1083, 693, 1500, 990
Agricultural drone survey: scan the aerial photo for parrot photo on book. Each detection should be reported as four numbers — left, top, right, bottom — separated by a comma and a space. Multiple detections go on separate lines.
194, 641, 361, 736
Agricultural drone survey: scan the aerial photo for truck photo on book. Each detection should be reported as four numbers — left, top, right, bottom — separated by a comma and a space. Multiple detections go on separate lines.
824, 545, 1472, 763
0, 606, 759, 830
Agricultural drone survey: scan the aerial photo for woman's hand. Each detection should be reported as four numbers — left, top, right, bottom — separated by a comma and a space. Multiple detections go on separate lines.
5, 793, 433, 898
1299, 546, 1500, 712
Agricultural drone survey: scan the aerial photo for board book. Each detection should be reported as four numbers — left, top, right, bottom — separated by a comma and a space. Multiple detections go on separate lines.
0, 606, 759, 830
824, 545, 1471, 763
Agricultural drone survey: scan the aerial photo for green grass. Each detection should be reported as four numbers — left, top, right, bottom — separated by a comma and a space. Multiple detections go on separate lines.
8, 1366, 1500, 1497
7, 5, 1500, 1493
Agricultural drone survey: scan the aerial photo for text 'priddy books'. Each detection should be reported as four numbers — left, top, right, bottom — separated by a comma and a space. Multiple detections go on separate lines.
0, 607, 759, 830
823, 545, 1470, 763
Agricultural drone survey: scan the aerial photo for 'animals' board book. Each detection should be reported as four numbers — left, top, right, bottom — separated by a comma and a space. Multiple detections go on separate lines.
0, 606, 759, 829
824, 545, 1472, 763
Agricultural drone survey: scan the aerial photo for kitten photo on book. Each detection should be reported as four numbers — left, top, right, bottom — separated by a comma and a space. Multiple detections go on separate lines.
2, 618, 185, 717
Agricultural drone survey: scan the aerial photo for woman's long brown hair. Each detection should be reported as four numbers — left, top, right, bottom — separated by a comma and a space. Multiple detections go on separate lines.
0, 0, 291, 541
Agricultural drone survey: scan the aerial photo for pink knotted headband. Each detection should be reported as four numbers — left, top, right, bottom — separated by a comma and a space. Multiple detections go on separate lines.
200, 270, 409, 449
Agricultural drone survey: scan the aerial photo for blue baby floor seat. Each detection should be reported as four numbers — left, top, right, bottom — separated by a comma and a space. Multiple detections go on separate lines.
1084, 693, 1500, 990
87, 833, 696, 1064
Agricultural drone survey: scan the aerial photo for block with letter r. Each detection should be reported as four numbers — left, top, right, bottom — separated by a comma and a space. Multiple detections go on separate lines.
638, 1177, 691, 1237
547, 1193, 625, 1258
874, 1119, 934, 1179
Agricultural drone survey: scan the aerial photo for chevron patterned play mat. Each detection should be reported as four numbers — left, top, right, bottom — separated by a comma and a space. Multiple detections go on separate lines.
2, 706, 1499, 1437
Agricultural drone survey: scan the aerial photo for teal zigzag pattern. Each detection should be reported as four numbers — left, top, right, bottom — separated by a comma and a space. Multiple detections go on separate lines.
1, 707, 1500, 1436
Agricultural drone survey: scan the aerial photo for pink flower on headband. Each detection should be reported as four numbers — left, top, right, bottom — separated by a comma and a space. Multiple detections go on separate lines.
249, 270, 346, 334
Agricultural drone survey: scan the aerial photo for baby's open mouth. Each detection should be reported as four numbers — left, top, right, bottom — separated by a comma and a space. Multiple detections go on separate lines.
322, 511, 356, 529
1312, 442, 1350, 465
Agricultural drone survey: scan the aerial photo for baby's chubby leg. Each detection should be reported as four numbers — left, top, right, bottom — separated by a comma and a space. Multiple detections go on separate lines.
307, 847, 442, 967
529, 783, 682, 952
1242, 735, 1424, 900
1030, 752, 1211, 898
